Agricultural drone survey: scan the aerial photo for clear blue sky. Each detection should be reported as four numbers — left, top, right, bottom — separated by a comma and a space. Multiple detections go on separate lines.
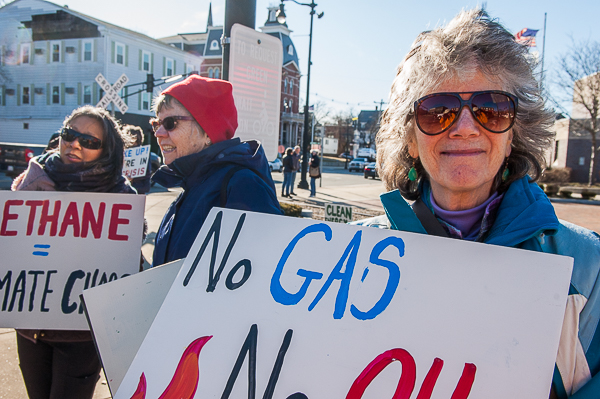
5, 0, 599, 116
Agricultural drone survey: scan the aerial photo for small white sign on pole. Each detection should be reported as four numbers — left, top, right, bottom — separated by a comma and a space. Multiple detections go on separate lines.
123, 145, 151, 179
84, 208, 573, 399
0, 191, 145, 330
229, 24, 283, 161
325, 203, 353, 223
96, 73, 129, 114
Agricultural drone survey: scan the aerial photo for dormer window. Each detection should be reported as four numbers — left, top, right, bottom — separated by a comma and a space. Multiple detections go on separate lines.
287, 45, 294, 56
210, 40, 219, 51
269, 10, 276, 22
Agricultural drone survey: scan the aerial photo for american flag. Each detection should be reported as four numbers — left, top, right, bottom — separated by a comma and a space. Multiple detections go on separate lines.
515, 28, 539, 47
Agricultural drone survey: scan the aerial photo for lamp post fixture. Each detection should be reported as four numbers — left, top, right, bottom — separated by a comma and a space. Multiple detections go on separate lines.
276, 0, 323, 190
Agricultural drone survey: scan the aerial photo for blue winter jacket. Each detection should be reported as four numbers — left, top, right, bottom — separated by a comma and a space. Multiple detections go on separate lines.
151, 138, 282, 266
354, 176, 600, 398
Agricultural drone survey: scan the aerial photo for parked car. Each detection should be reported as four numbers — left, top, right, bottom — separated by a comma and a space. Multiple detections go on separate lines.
269, 158, 283, 172
363, 162, 378, 179
357, 148, 376, 161
338, 152, 353, 159
348, 157, 368, 172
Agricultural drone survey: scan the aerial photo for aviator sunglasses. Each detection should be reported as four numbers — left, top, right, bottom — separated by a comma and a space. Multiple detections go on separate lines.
151, 116, 195, 132
60, 127, 103, 150
414, 90, 518, 135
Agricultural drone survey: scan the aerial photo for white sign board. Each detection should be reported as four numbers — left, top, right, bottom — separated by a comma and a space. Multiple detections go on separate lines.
0, 191, 145, 330
123, 145, 151, 179
96, 73, 129, 114
230, 24, 283, 161
86, 209, 572, 398
325, 203, 353, 223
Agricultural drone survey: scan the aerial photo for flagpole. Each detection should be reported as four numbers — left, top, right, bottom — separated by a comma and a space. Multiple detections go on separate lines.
540, 12, 547, 91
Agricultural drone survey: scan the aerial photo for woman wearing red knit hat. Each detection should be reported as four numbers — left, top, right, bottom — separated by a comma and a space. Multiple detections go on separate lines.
150, 74, 282, 266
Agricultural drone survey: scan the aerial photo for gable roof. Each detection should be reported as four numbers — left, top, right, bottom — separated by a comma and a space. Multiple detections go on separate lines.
1, 0, 193, 55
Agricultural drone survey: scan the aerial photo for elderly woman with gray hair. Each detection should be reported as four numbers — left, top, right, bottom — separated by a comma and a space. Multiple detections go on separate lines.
356, 9, 600, 399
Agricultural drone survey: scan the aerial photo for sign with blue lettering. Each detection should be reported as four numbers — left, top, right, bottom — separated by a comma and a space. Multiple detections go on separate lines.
0, 191, 145, 330
87, 208, 572, 398
123, 145, 151, 179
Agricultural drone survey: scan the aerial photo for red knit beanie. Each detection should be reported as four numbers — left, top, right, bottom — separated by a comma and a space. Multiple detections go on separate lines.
162, 75, 238, 143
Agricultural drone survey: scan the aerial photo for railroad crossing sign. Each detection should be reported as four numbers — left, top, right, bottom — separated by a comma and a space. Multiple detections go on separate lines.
96, 73, 129, 114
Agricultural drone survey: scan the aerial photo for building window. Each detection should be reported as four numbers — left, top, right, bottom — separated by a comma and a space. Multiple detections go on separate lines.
22, 87, 30, 104
214, 68, 220, 79
23, 123, 29, 129
166, 58, 173, 76
284, 98, 288, 112
0, 87, 3, 105
210, 40, 219, 51
116, 43, 124, 65
52, 86, 60, 104
289, 79, 294, 94
208, 67, 213, 78
21, 43, 31, 64
579, 157, 585, 166
269, 9, 277, 22
143, 51, 151, 72
84, 85, 91, 103
142, 92, 150, 110
289, 99, 293, 112
284, 79, 288, 94
52, 42, 60, 62
287, 45, 294, 56
83, 40, 93, 61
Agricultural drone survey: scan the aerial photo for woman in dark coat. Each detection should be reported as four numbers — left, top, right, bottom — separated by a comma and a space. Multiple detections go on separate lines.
12, 105, 135, 399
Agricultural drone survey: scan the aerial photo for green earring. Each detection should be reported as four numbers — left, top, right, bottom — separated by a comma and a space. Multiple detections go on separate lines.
501, 158, 510, 182
408, 160, 418, 182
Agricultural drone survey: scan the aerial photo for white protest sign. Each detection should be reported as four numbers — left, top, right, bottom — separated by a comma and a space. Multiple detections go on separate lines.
123, 145, 151, 179
0, 191, 145, 330
89, 209, 572, 398
230, 24, 283, 161
96, 73, 129, 114
83, 259, 183, 393
325, 203, 353, 223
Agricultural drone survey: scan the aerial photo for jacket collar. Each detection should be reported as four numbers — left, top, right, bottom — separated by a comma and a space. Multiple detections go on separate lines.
381, 176, 560, 247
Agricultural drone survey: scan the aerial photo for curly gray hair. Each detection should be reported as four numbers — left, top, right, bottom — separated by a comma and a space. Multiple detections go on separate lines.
377, 8, 555, 199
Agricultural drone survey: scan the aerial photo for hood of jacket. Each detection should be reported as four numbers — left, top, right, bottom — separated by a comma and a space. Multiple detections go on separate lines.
152, 138, 272, 189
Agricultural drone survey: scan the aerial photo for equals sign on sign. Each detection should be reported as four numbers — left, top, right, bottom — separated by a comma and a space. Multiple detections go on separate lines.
33, 244, 51, 256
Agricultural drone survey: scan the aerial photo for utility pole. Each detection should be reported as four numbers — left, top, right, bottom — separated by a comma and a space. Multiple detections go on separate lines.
222, 0, 256, 81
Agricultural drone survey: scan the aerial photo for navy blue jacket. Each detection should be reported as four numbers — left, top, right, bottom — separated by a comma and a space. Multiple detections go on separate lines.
151, 138, 282, 266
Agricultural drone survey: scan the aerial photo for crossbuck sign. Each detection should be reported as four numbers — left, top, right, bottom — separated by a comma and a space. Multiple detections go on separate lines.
96, 73, 129, 114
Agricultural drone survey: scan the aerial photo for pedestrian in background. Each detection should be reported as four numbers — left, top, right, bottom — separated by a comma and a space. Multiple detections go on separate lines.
290, 145, 301, 195
309, 149, 320, 197
12, 105, 136, 399
355, 9, 600, 398
151, 75, 281, 267
123, 124, 152, 194
281, 147, 294, 197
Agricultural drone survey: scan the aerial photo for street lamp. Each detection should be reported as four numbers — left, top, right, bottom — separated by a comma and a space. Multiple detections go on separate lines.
276, 0, 323, 190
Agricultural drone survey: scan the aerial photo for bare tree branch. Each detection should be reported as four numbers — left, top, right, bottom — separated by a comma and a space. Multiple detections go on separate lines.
553, 38, 600, 185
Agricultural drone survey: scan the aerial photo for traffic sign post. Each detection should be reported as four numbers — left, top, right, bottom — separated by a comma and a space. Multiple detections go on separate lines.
96, 73, 129, 114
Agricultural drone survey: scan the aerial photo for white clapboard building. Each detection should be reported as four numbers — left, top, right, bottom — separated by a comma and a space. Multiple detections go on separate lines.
0, 0, 203, 146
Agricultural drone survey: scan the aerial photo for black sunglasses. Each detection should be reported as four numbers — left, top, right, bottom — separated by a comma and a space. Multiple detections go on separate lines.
60, 128, 103, 150
151, 116, 195, 132
414, 90, 518, 135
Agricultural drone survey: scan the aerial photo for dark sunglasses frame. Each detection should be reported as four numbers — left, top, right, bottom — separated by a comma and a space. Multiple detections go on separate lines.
60, 127, 103, 150
151, 116, 195, 132
413, 90, 519, 135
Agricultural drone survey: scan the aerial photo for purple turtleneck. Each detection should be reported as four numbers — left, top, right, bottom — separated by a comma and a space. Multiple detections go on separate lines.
430, 191, 500, 240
